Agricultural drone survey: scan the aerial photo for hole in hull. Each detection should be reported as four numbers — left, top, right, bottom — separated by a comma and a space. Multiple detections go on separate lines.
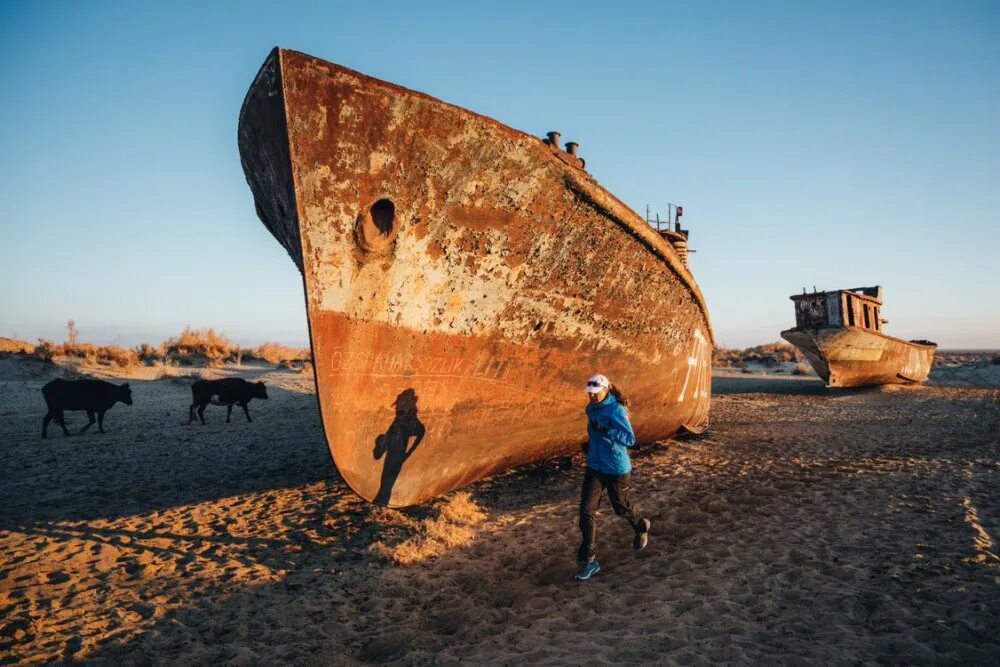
355, 198, 399, 254
371, 199, 395, 236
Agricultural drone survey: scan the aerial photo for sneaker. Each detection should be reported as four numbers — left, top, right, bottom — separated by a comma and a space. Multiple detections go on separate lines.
575, 559, 600, 580
634, 519, 651, 551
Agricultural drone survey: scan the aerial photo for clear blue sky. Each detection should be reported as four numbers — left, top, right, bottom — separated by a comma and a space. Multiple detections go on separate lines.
1, 1, 997, 349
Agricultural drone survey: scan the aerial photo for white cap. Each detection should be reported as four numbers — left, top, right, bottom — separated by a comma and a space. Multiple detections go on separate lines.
585, 374, 610, 393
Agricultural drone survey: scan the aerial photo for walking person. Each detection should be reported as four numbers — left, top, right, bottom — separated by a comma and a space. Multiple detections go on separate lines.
576, 374, 651, 580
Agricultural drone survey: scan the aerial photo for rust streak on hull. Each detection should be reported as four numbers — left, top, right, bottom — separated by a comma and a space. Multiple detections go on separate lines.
238, 48, 713, 505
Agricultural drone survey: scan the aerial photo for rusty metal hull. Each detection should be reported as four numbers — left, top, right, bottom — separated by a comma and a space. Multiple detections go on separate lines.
238, 48, 713, 506
781, 328, 936, 387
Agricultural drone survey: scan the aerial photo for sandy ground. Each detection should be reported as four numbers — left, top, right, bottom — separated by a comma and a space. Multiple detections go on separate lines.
1, 358, 998, 664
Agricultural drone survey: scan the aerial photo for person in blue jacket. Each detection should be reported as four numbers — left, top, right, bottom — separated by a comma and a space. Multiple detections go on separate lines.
575, 374, 651, 581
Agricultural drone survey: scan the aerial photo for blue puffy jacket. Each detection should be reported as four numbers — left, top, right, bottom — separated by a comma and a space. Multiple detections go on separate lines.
584, 392, 636, 475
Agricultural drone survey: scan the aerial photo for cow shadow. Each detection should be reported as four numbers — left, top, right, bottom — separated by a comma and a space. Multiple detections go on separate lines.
372, 389, 425, 505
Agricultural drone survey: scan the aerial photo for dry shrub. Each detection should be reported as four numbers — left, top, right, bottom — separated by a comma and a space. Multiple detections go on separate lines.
714, 341, 803, 367
95, 345, 138, 367
64, 342, 137, 367
162, 327, 235, 360
60, 342, 97, 362
792, 362, 812, 376
712, 346, 743, 367
133, 342, 165, 364
32, 339, 137, 367
248, 342, 311, 365
34, 340, 57, 363
743, 341, 801, 365
277, 357, 314, 373
370, 492, 486, 565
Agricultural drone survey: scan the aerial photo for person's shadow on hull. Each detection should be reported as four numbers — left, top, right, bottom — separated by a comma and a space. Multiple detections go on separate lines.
373, 389, 425, 505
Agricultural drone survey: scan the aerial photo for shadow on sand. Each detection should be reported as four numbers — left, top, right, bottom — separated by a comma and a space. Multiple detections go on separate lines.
712, 373, 830, 396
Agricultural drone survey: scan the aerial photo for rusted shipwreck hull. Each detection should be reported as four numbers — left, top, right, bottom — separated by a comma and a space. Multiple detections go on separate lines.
781, 286, 936, 388
238, 48, 713, 505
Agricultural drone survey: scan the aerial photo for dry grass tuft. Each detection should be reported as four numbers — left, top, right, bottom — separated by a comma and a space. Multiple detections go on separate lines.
436, 492, 488, 525
0, 337, 35, 355
792, 362, 812, 376
162, 327, 236, 360
370, 492, 487, 565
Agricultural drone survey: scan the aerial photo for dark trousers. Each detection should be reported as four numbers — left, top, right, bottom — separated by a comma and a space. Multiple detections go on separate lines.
578, 467, 646, 563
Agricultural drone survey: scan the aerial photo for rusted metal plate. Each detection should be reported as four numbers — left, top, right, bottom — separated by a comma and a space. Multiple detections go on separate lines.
238, 48, 713, 505
781, 286, 936, 388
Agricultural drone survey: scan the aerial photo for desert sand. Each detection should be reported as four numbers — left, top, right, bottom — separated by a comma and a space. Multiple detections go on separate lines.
1, 356, 998, 664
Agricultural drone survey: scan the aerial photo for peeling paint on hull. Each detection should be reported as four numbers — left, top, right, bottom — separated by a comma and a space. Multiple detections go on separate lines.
238, 48, 713, 505
781, 328, 936, 387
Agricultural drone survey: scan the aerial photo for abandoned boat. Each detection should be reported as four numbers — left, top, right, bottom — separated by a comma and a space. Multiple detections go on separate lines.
238, 48, 713, 505
781, 286, 936, 388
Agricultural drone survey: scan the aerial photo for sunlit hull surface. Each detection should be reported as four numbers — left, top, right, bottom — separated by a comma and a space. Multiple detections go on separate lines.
238, 48, 713, 505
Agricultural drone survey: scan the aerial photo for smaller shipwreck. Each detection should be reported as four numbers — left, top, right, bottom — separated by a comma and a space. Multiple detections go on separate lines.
780, 286, 936, 387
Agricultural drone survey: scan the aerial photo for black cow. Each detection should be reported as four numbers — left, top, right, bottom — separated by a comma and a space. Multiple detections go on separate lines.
189, 378, 268, 424
42, 378, 133, 438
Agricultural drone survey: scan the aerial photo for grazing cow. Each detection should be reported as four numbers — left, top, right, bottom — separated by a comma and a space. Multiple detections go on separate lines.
189, 378, 268, 424
42, 378, 133, 439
